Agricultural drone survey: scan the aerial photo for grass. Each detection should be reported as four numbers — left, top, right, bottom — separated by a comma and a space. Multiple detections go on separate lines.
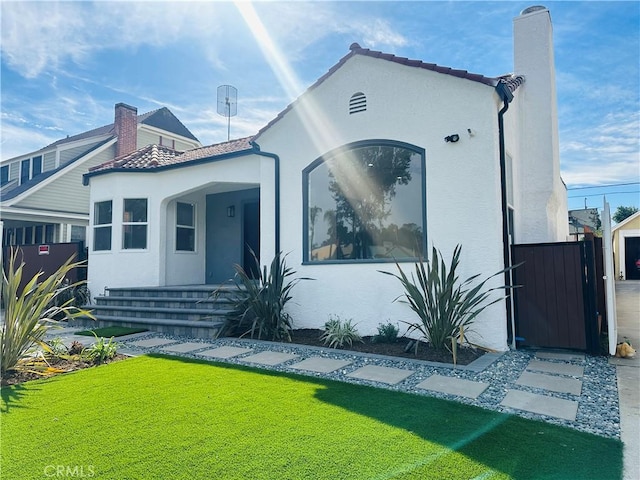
1, 355, 622, 480
74, 326, 148, 337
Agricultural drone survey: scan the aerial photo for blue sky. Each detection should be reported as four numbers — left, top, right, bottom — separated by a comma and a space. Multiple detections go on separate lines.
1, 1, 639, 216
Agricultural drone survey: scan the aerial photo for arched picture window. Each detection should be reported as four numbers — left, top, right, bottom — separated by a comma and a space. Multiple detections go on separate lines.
304, 141, 426, 263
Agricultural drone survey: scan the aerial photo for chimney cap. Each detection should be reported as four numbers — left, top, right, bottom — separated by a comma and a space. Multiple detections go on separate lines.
115, 102, 138, 112
520, 5, 547, 15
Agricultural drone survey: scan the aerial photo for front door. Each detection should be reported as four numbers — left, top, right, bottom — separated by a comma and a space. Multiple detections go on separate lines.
205, 188, 260, 284
243, 200, 260, 278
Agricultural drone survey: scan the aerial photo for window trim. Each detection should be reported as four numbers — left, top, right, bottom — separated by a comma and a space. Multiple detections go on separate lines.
93, 200, 113, 251
175, 201, 196, 253
122, 198, 148, 250
302, 139, 427, 265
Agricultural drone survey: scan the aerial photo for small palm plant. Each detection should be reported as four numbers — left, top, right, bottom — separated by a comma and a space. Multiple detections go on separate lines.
1, 249, 94, 377
216, 250, 311, 342
381, 244, 515, 356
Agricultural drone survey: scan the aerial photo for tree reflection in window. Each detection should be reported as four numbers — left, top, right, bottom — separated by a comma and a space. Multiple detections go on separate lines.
305, 142, 425, 262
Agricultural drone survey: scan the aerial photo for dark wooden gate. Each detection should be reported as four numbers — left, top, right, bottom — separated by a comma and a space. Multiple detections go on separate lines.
512, 240, 600, 353
2, 242, 87, 294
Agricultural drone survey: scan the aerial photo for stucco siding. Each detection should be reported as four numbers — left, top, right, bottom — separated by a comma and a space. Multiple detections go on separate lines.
87, 155, 262, 293
257, 56, 509, 350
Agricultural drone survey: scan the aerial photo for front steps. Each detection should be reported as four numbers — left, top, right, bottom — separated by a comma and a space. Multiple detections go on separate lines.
74, 285, 240, 339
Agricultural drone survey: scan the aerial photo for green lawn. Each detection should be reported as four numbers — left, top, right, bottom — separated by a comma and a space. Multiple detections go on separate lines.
1, 355, 622, 480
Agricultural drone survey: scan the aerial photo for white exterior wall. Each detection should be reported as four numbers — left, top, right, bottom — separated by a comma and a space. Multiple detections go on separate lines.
257, 56, 509, 351
513, 7, 568, 243
87, 155, 263, 295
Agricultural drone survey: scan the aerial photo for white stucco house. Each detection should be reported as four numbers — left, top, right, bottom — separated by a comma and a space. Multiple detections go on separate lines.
612, 211, 640, 280
83, 6, 568, 351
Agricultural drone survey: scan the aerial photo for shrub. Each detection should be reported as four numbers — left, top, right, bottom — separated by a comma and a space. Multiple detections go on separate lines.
68, 340, 84, 356
46, 337, 68, 357
372, 322, 399, 344
320, 316, 363, 349
1, 248, 94, 377
381, 244, 515, 354
83, 334, 118, 364
215, 250, 312, 342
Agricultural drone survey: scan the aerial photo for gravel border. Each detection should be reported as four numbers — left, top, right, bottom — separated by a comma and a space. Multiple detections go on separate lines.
118, 332, 620, 439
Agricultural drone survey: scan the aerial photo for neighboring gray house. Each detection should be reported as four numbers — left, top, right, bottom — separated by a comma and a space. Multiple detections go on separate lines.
1, 103, 200, 250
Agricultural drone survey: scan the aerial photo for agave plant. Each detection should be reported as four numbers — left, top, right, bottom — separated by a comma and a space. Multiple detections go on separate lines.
381, 244, 515, 353
1, 248, 95, 377
215, 250, 312, 342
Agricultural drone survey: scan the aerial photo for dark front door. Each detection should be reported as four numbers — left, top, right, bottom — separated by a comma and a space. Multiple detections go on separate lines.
243, 201, 260, 278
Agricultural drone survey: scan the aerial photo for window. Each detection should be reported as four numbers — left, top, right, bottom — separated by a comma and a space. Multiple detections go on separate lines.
176, 202, 195, 252
20, 159, 30, 184
160, 136, 175, 149
71, 225, 86, 243
123, 198, 147, 249
93, 201, 112, 251
304, 141, 425, 263
35, 225, 44, 244
32, 156, 42, 177
45, 224, 55, 243
1, 165, 8, 186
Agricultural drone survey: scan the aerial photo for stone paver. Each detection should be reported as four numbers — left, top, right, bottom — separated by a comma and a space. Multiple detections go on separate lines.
501, 390, 579, 421
416, 374, 489, 399
526, 359, 584, 377
516, 371, 583, 395
129, 337, 177, 348
536, 351, 584, 362
347, 365, 414, 385
198, 346, 253, 359
241, 351, 298, 366
290, 357, 352, 374
161, 342, 210, 353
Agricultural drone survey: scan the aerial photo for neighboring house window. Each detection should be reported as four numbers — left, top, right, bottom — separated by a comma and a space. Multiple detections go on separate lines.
176, 202, 195, 252
303, 141, 426, 263
160, 136, 175, 149
123, 198, 148, 249
34, 225, 44, 244
93, 200, 113, 251
1, 165, 8, 186
45, 224, 55, 243
71, 225, 86, 243
349, 92, 367, 114
20, 159, 30, 184
32, 155, 42, 177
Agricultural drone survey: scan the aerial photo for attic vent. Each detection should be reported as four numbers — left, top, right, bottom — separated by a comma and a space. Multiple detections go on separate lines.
349, 92, 367, 114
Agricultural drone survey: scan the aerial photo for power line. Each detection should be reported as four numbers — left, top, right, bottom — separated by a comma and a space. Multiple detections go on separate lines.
568, 190, 640, 199
567, 182, 639, 190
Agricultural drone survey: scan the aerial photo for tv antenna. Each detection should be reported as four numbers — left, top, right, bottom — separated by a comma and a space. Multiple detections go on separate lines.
217, 85, 238, 141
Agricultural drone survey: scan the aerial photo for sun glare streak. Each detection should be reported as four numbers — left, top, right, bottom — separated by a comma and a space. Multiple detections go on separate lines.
235, 1, 383, 225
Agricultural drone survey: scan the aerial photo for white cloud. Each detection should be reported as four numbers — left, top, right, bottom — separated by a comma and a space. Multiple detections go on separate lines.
561, 111, 640, 186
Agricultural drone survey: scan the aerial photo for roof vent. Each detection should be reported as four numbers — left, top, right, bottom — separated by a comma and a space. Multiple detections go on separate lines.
349, 92, 367, 114
520, 5, 547, 15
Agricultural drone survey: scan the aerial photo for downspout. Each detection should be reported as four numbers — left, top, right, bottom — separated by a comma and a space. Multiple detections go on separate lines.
495, 81, 516, 349
249, 141, 280, 256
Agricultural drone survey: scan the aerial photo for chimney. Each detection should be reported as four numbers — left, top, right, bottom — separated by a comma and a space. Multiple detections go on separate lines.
114, 103, 138, 158
513, 6, 567, 242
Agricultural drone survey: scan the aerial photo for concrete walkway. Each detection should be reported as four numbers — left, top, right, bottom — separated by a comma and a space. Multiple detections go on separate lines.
610, 281, 640, 480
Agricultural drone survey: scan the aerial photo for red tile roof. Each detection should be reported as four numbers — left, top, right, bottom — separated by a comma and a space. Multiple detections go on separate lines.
88, 137, 254, 173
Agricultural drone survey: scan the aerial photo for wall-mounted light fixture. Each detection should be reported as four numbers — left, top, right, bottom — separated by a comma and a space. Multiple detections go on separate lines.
227, 205, 235, 217
444, 134, 460, 143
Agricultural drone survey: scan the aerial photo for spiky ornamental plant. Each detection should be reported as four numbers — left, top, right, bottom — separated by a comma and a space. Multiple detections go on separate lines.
216, 250, 312, 342
381, 245, 516, 353
1, 249, 94, 377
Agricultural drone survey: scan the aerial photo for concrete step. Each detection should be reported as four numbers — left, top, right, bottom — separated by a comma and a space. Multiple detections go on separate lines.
93, 296, 234, 310
85, 304, 231, 322
71, 315, 225, 339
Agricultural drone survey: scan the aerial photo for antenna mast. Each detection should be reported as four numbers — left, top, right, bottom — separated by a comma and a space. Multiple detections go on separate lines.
217, 85, 238, 141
